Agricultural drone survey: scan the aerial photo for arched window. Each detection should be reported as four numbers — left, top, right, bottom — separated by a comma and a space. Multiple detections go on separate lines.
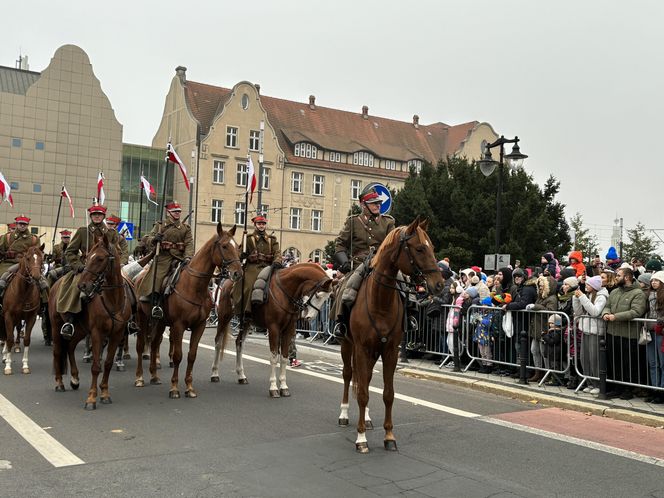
309, 249, 324, 263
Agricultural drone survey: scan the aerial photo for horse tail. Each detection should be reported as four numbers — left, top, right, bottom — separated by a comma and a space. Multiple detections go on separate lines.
218, 320, 231, 362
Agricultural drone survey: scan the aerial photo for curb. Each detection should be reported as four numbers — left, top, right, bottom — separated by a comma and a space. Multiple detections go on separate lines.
398, 368, 664, 429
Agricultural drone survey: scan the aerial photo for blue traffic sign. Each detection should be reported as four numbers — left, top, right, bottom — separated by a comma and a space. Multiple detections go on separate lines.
365, 182, 392, 215
117, 221, 134, 240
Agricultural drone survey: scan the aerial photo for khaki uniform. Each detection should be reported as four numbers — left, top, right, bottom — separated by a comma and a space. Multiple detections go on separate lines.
52, 242, 68, 268
116, 235, 129, 265
232, 230, 281, 315
56, 222, 121, 314
136, 218, 193, 298
0, 230, 40, 274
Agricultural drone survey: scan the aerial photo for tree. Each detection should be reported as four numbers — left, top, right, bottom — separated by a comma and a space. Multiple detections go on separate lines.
323, 239, 336, 264
569, 212, 598, 265
623, 222, 661, 262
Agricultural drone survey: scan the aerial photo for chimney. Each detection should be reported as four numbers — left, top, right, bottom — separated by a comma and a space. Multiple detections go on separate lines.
255, 83, 261, 94
362, 105, 369, 119
309, 95, 316, 109
413, 115, 419, 128
175, 66, 187, 84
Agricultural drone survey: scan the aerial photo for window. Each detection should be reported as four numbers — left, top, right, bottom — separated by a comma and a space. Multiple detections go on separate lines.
289, 208, 302, 230
310, 249, 323, 263
261, 167, 270, 190
329, 151, 341, 163
408, 159, 423, 173
241, 94, 250, 110
30, 227, 38, 235
353, 151, 374, 167
35, 141, 45, 150
311, 210, 322, 232
294, 142, 317, 159
291, 171, 303, 193
9, 182, 19, 191
249, 130, 260, 151
33, 183, 41, 193
384, 160, 396, 170
236, 163, 247, 187
211, 199, 223, 223
226, 126, 238, 148
235, 202, 246, 225
351, 180, 362, 200
312, 174, 324, 196
11, 138, 21, 148
213, 160, 225, 184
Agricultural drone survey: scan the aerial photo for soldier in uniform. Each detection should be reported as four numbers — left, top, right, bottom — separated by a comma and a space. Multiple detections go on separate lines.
105, 213, 129, 265
331, 187, 395, 337
52, 230, 72, 268
136, 201, 193, 317
57, 204, 122, 337
0, 215, 49, 311
232, 214, 282, 319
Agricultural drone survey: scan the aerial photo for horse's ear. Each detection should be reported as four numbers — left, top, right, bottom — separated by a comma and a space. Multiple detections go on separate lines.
216, 221, 222, 237
406, 217, 419, 235
39, 243, 45, 252
228, 224, 237, 236
418, 218, 430, 231
322, 278, 334, 292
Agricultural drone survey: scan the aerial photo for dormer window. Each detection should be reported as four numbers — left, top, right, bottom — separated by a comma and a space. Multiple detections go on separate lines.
294, 142, 318, 159
353, 151, 374, 167
408, 159, 423, 174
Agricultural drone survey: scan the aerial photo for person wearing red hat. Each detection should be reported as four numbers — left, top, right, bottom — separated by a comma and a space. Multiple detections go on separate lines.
136, 200, 193, 316
105, 213, 129, 265
7, 222, 17, 232
56, 204, 122, 338
52, 230, 72, 269
232, 213, 281, 319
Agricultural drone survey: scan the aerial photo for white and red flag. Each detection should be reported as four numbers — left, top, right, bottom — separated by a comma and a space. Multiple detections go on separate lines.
246, 155, 257, 203
97, 171, 105, 205
166, 143, 190, 192
139, 175, 158, 205
61, 184, 75, 218
0, 171, 14, 207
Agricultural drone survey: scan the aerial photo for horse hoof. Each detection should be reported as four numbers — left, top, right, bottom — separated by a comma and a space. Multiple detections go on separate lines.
55, 385, 65, 392
384, 440, 398, 451
13, 346, 20, 353
238, 378, 249, 385
365, 420, 374, 431
356, 442, 369, 454
279, 388, 291, 397
123, 353, 131, 360
142, 354, 150, 360
22, 367, 30, 374
156, 362, 162, 370
150, 378, 162, 385
185, 390, 197, 398
115, 365, 126, 372
169, 390, 180, 399
3, 369, 11, 376
135, 379, 144, 388
210, 375, 220, 383
169, 361, 173, 368
269, 389, 280, 398
338, 418, 349, 426
70, 380, 80, 390
101, 397, 112, 404
84, 402, 97, 410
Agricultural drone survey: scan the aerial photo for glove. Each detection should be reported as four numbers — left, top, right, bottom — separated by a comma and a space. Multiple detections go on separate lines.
525, 304, 535, 310
339, 261, 351, 274
240, 252, 248, 261
75, 265, 85, 274
153, 232, 165, 243
272, 261, 283, 270
183, 257, 191, 264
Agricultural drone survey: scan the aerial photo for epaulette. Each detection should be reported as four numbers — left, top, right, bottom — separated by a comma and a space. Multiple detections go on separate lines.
382, 214, 395, 220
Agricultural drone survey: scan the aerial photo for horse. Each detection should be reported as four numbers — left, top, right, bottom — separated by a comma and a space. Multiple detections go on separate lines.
211, 262, 333, 397
0, 244, 45, 375
134, 222, 242, 398
49, 232, 131, 409
338, 218, 444, 453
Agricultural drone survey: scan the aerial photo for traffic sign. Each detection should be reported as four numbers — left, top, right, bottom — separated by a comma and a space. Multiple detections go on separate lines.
117, 222, 134, 240
364, 182, 392, 215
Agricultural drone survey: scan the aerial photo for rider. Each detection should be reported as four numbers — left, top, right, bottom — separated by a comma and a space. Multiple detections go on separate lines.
0, 214, 49, 312
137, 201, 193, 316
232, 214, 282, 320
57, 204, 121, 338
105, 213, 129, 265
331, 187, 395, 337
52, 230, 72, 268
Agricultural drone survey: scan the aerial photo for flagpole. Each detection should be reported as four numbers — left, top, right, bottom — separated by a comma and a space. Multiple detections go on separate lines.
137, 173, 144, 240
239, 188, 249, 330
51, 184, 64, 253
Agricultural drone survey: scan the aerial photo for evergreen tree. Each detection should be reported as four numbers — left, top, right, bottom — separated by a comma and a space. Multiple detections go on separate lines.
623, 222, 661, 261
323, 240, 336, 264
569, 212, 598, 265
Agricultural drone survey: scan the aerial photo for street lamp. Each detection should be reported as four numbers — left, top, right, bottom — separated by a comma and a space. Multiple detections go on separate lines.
477, 135, 528, 261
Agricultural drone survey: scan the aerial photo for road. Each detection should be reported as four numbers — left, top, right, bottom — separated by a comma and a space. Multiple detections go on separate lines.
1, 322, 664, 497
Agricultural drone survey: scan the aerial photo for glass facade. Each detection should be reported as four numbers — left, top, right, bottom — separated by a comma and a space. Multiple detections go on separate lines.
122, 144, 174, 248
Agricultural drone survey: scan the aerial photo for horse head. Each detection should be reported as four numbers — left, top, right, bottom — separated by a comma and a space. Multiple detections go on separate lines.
21, 244, 45, 283
213, 222, 243, 282
392, 217, 444, 296
296, 264, 334, 321
77, 232, 117, 298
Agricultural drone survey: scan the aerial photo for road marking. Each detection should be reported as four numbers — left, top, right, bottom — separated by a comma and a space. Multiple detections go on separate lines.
0, 393, 84, 468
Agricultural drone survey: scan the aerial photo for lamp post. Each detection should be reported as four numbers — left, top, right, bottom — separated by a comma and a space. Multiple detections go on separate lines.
477, 136, 528, 267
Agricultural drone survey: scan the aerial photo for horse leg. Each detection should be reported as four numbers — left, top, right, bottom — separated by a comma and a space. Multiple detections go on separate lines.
21, 316, 36, 374
114, 333, 125, 372
354, 347, 371, 453
135, 330, 145, 387
13, 324, 21, 353
68, 337, 81, 390
168, 336, 173, 368
85, 334, 102, 410
210, 323, 225, 382
338, 338, 353, 425
235, 321, 249, 384
3, 317, 15, 374
184, 323, 206, 398
382, 348, 399, 451
100, 330, 123, 404
277, 325, 293, 397
123, 329, 131, 359
149, 327, 164, 385
168, 326, 183, 399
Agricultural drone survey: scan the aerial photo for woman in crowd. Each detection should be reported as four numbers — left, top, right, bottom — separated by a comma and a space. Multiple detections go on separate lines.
526, 275, 559, 382
645, 271, 664, 404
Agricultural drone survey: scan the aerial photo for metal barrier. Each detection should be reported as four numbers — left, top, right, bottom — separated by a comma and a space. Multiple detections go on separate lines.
296, 299, 335, 344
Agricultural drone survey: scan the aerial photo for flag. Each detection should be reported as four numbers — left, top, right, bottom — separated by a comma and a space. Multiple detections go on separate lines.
61, 184, 75, 218
0, 172, 14, 208
97, 171, 105, 205
166, 142, 190, 191
247, 155, 257, 203
139, 176, 158, 206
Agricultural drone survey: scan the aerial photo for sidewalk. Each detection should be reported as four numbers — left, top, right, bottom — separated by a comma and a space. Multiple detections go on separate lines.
295, 335, 664, 428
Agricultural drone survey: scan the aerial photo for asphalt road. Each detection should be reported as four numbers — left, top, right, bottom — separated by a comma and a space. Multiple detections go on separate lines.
1, 322, 664, 497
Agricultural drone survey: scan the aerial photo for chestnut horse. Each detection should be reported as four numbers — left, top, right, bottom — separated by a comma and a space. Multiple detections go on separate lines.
134, 222, 242, 398
49, 233, 131, 409
211, 262, 333, 397
0, 244, 44, 375
338, 218, 443, 453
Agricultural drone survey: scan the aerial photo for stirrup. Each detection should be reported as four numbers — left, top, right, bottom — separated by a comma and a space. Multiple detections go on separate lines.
408, 316, 418, 332
127, 320, 139, 333
332, 322, 346, 339
60, 323, 74, 340
151, 306, 164, 320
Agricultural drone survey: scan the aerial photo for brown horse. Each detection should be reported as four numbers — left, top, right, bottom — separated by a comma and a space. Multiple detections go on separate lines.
338, 218, 443, 453
211, 262, 333, 397
0, 245, 44, 375
134, 222, 242, 398
49, 233, 131, 409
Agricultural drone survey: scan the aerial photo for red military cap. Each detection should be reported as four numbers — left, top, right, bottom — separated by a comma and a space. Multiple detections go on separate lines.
106, 214, 121, 224
8, 222, 17, 229
360, 188, 381, 204
15, 214, 30, 224
165, 200, 182, 211
252, 215, 267, 224
88, 204, 107, 215
60, 229, 72, 236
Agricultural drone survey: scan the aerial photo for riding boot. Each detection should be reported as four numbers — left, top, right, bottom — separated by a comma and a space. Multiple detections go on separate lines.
0, 275, 7, 313
60, 312, 76, 339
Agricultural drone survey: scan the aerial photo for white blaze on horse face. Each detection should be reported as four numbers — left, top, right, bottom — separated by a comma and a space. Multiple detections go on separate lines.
302, 290, 331, 321
230, 238, 238, 249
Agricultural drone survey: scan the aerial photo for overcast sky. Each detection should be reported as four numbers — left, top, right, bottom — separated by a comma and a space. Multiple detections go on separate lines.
4, 0, 662, 256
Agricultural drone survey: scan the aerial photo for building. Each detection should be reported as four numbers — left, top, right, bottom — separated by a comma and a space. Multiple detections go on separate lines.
0, 45, 123, 246
153, 67, 498, 262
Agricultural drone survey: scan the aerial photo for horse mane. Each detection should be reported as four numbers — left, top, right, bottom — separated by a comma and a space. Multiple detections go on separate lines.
372, 226, 407, 268
285, 262, 327, 276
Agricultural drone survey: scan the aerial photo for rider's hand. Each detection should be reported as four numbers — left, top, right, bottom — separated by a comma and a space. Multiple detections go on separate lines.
272, 261, 283, 270
75, 265, 84, 274
153, 232, 165, 243
184, 257, 191, 264
339, 262, 351, 274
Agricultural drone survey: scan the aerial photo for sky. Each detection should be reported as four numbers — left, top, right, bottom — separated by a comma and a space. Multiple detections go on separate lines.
4, 0, 662, 256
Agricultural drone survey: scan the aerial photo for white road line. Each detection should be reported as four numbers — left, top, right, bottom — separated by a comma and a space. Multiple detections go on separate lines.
0, 393, 84, 468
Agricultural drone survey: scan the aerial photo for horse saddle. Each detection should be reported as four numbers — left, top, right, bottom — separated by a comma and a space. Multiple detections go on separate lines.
164, 259, 187, 296
250, 266, 274, 306
341, 262, 371, 307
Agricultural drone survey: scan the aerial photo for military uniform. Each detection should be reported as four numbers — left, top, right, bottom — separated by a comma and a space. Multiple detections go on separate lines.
106, 214, 129, 265
334, 212, 395, 268
232, 223, 282, 316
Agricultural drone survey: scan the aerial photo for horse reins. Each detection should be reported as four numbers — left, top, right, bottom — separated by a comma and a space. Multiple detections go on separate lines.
81, 245, 127, 326
271, 270, 330, 316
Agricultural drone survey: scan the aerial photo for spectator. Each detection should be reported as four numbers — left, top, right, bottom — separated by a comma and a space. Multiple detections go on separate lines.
645, 271, 664, 404
573, 275, 608, 395
471, 274, 490, 300
496, 267, 517, 296
541, 314, 565, 377
605, 246, 622, 270
602, 267, 647, 399
504, 268, 537, 377
526, 275, 559, 383
601, 268, 618, 291
541, 252, 561, 279
567, 251, 587, 278
638, 273, 652, 293
645, 258, 663, 273
559, 276, 581, 388
473, 296, 498, 373
589, 254, 604, 276
288, 337, 302, 367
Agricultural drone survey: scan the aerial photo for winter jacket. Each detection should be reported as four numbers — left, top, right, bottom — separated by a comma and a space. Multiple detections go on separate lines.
530, 275, 559, 340
505, 277, 538, 337
646, 291, 664, 332
602, 282, 647, 339
473, 281, 491, 300
568, 251, 587, 277
573, 288, 609, 335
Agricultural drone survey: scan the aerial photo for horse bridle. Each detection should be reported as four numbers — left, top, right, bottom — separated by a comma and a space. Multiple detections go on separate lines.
272, 271, 331, 316
185, 236, 241, 280
79, 244, 128, 324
